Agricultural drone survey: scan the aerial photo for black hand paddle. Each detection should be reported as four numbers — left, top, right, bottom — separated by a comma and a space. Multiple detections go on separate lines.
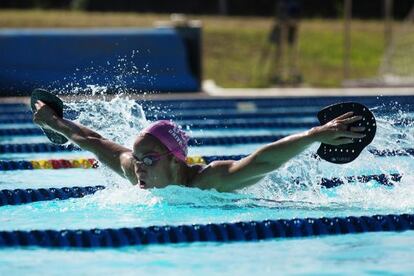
31, 89, 68, 145
316, 102, 376, 164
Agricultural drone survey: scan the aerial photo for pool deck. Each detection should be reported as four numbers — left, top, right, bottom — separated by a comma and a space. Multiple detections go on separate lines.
0, 83, 413, 103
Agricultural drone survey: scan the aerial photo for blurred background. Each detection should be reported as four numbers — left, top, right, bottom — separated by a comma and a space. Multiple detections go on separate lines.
0, 0, 413, 90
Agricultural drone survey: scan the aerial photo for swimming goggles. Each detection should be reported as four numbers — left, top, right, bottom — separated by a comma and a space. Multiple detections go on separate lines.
133, 151, 173, 167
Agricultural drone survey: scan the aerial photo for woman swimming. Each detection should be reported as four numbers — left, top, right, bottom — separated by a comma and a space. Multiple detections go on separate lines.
33, 100, 365, 192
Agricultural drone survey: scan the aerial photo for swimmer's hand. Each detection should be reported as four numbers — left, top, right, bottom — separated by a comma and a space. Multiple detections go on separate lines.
310, 112, 366, 145
32, 100, 58, 128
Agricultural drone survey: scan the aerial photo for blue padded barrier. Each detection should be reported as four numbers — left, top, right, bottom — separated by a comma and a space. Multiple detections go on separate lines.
0, 173, 402, 207
0, 213, 413, 248
0, 186, 105, 206
0, 28, 198, 95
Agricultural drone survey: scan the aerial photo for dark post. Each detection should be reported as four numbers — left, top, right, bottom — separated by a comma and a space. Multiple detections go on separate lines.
344, 0, 352, 80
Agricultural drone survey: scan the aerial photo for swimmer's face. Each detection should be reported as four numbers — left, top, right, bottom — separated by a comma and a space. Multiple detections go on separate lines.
132, 134, 175, 189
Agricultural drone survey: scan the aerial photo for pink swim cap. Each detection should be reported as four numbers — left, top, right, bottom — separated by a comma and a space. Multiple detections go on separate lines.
141, 120, 189, 162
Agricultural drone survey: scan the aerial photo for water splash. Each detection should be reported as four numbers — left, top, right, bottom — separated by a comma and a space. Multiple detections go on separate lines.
48, 52, 158, 96
57, 93, 414, 214
243, 102, 414, 212
67, 94, 147, 147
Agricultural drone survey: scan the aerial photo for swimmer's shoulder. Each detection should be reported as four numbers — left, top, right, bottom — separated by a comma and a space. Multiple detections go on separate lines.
186, 160, 234, 190
185, 163, 206, 188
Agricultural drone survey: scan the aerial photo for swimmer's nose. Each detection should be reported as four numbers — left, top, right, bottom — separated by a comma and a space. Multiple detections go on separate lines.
134, 163, 146, 173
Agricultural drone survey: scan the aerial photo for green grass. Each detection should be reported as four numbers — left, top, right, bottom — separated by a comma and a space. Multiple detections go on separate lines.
0, 10, 389, 87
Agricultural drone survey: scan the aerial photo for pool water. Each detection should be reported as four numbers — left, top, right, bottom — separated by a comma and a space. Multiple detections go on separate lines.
1, 96, 414, 275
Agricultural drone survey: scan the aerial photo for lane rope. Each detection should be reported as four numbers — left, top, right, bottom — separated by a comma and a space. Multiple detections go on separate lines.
0, 213, 413, 248
0, 172, 401, 207
0, 158, 97, 170
0, 121, 317, 136
1, 141, 413, 157
0, 156, 405, 186
0, 186, 105, 206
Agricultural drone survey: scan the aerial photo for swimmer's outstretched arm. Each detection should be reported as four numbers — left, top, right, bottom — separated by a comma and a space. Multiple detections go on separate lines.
195, 112, 366, 192
33, 100, 135, 181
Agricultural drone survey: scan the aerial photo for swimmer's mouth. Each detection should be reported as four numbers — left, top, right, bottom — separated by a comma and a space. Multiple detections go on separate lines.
139, 180, 146, 189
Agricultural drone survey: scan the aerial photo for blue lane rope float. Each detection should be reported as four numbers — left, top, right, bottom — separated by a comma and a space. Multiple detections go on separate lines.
0, 116, 316, 125
0, 134, 289, 146
0, 213, 413, 248
0, 111, 318, 123
96, 97, 408, 115
137, 96, 414, 110
182, 120, 316, 129
0, 143, 80, 153
0, 111, 31, 116
318, 173, 401, 188
0, 134, 293, 153
1, 125, 413, 137
1, 117, 412, 133
0, 155, 402, 187
0, 173, 402, 207
148, 111, 318, 121
0, 186, 105, 206
0, 103, 26, 108
0, 108, 29, 114
0, 128, 43, 136
1, 140, 413, 157
0, 121, 317, 136
7, 102, 414, 122
1, 108, 321, 117
0, 114, 33, 124
369, 148, 414, 157
1, 115, 413, 127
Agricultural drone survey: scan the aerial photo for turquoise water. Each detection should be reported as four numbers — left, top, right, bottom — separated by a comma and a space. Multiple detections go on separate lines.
1, 96, 414, 274
1, 232, 414, 275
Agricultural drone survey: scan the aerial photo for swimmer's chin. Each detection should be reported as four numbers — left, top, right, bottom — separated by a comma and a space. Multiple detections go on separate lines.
136, 181, 180, 190
137, 180, 159, 189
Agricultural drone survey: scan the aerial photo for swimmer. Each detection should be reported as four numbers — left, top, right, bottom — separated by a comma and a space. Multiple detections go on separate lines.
33, 100, 366, 192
